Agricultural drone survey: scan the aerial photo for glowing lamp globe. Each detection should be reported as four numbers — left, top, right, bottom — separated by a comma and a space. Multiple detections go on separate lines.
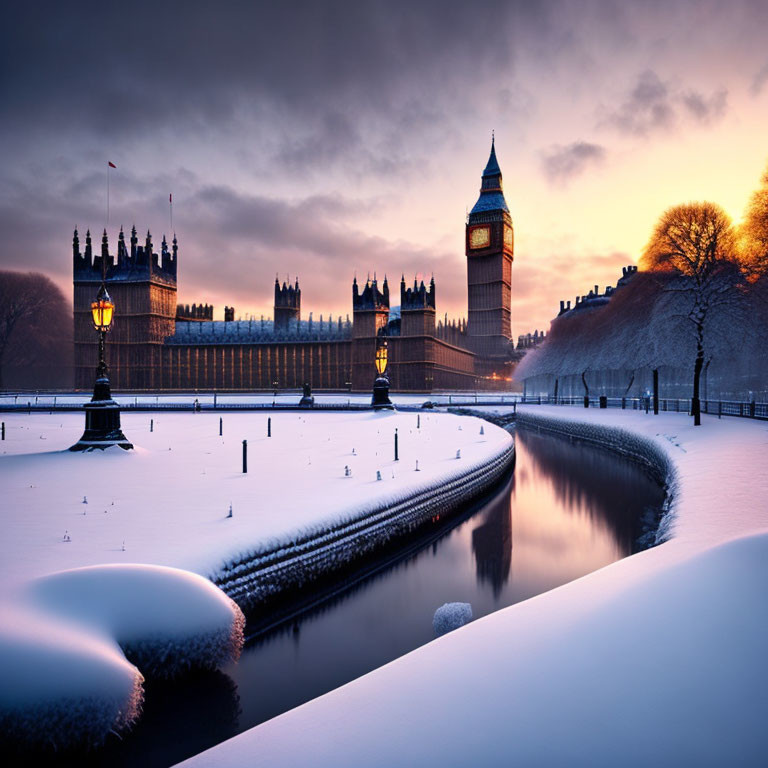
375, 343, 388, 375
91, 286, 114, 332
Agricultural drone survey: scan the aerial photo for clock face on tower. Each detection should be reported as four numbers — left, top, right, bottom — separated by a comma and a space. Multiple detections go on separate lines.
469, 226, 490, 249
504, 226, 513, 249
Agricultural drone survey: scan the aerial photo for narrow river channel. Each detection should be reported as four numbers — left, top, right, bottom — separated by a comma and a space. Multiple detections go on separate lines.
74, 425, 666, 767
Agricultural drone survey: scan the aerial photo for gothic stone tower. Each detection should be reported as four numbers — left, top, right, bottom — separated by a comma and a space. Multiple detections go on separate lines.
400, 275, 436, 337
274, 277, 301, 331
466, 138, 514, 377
351, 276, 389, 389
396, 275, 437, 390
73, 226, 177, 390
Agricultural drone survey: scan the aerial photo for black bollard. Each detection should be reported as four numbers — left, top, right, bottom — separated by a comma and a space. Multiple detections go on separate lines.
1, 422, 4, 440
394, 429, 399, 461
219, 417, 223, 436
267, 417, 271, 438
417, 414, 420, 430
242, 439, 248, 473
150, 419, 154, 432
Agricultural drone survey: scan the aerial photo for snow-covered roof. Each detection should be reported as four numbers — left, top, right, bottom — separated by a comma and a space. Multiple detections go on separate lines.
470, 190, 510, 215
166, 318, 353, 345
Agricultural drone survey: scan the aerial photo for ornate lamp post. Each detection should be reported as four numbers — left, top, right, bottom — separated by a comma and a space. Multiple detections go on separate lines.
372, 336, 394, 410
70, 283, 133, 451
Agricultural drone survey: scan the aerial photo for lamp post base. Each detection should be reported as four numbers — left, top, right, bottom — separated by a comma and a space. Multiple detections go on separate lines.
299, 382, 314, 407
372, 376, 395, 410
70, 375, 133, 451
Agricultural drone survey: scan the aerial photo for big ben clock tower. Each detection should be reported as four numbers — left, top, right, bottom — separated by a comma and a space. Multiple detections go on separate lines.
466, 136, 514, 379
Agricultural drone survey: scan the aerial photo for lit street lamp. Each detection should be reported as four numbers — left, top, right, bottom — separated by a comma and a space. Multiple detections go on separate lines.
70, 283, 133, 451
372, 336, 394, 410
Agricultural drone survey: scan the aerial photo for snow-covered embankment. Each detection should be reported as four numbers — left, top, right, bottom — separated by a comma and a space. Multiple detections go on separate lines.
179, 406, 768, 768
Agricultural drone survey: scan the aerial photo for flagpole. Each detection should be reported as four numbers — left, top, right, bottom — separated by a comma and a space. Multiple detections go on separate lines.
170, 192, 173, 234
107, 161, 116, 227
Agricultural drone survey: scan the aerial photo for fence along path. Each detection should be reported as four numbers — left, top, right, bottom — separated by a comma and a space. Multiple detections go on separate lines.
0, 392, 766, 421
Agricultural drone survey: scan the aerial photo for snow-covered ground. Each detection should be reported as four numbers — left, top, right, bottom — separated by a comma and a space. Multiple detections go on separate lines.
0, 408, 511, 748
179, 406, 768, 768
0, 410, 510, 584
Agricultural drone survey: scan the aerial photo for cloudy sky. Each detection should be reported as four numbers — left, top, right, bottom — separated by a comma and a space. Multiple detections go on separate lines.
2, 0, 767, 335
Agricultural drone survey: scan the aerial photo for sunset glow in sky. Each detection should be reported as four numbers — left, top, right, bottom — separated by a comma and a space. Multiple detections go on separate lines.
2, 0, 767, 336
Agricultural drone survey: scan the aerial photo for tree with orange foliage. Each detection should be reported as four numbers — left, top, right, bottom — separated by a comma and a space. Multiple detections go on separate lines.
739, 162, 768, 279
641, 202, 744, 425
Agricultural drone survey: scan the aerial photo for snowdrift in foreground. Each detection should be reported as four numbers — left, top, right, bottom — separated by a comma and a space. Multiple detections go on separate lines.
0, 564, 244, 749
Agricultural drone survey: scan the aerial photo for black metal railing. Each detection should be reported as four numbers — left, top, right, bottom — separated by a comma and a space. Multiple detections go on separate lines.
510, 395, 767, 421
1, 392, 765, 420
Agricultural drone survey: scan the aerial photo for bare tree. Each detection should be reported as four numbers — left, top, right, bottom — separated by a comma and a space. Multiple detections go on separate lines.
0, 271, 72, 390
641, 202, 743, 425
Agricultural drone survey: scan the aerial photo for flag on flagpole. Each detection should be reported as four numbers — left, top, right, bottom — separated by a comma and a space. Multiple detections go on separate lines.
108, 161, 116, 168
170, 193, 172, 203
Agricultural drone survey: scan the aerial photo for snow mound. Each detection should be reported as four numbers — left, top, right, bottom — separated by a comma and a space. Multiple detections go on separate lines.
0, 564, 244, 749
433, 602, 473, 637
24, 564, 246, 677
0, 603, 143, 750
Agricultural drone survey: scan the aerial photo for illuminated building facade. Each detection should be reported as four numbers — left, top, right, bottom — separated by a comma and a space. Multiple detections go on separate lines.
73, 141, 518, 392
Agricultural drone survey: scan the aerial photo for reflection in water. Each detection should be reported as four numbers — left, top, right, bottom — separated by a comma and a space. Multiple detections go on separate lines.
224, 427, 664, 743
515, 428, 652, 553
60, 426, 664, 767
471, 477, 513, 596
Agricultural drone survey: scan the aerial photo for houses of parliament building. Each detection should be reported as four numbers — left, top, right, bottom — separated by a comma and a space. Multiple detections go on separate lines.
73, 140, 520, 393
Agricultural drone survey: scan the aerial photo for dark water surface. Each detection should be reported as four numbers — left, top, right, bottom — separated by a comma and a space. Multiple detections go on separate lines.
50, 427, 665, 767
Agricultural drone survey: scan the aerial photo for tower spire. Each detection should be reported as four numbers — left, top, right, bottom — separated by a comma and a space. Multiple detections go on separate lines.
468, 137, 508, 219
482, 135, 501, 180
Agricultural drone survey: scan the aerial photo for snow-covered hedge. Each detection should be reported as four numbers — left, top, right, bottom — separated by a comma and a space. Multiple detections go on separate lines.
215, 441, 515, 609
513, 409, 677, 544
0, 564, 244, 750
